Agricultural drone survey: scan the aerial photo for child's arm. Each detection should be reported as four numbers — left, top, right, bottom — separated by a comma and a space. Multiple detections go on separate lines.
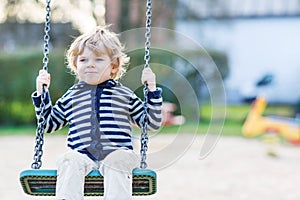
36, 69, 51, 95
131, 68, 162, 130
32, 69, 68, 133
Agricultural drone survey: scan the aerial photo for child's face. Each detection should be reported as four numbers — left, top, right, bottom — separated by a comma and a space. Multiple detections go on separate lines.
76, 47, 117, 85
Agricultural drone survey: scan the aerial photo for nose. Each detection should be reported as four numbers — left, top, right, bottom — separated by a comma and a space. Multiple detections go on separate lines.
87, 60, 95, 68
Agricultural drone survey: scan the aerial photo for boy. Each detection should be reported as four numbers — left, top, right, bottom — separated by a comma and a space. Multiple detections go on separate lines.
33, 26, 162, 200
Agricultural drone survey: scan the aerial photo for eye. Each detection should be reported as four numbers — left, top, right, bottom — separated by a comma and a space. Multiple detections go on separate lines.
96, 57, 104, 61
79, 58, 87, 62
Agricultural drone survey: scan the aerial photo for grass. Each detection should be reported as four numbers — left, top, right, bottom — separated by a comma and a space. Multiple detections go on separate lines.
0, 126, 68, 136
0, 126, 36, 135
0, 103, 294, 137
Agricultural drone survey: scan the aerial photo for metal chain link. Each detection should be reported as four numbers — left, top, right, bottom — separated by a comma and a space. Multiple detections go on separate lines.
31, 0, 51, 169
144, 0, 152, 69
140, 0, 152, 169
43, 0, 51, 71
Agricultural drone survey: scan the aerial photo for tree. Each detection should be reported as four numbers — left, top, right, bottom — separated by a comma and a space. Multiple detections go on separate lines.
105, 0, 178, 32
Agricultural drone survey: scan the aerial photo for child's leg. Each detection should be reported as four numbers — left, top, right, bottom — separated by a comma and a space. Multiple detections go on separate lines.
55, 150, 97, 200
99, 150, 139, 200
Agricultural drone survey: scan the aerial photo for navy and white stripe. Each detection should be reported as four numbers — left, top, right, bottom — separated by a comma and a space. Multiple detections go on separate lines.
32, 79, 162, 161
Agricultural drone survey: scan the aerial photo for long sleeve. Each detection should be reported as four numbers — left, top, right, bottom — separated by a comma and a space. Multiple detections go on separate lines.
32, 91, 68, 133
130, 88, 162, 130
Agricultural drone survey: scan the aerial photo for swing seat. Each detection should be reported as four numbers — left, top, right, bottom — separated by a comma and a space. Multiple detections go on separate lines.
20, 168, 156, 196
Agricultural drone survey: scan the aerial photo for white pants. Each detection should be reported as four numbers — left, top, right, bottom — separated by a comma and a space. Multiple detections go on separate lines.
55, 149, 139, 200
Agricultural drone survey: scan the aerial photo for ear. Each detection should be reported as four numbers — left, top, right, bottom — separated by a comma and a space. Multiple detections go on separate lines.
111, 58, 119, 74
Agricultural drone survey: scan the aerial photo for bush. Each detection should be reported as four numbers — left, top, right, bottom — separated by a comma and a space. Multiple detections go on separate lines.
0, 100, 35, 125
0, 48, 74, 125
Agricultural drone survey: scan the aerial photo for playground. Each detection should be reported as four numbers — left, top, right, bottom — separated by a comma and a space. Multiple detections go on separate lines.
1, 0, 300, 199
2, 133, 300, 200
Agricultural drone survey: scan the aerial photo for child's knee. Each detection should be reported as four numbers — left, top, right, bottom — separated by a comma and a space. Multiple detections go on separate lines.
57, 151, 97, 175
101, 150, 139, 173
57, 151, 80, 165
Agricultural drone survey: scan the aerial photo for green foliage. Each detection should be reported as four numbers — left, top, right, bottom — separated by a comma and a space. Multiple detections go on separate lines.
0, 49, 74, 100
0, 100, 35, 125
0, 48, 74, 125
0, 101, 35, 125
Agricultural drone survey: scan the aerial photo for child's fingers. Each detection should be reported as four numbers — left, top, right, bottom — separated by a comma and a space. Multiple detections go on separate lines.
36, 70, 51, 94
142, 68, 155, 82
39, 70, 50, 78
141, 68, 156, 91
38, 70, 51, 83
142, 67, 153, 76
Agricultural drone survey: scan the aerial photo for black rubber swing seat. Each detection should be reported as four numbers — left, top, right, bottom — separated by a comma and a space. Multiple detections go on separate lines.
20, 168, 157, 196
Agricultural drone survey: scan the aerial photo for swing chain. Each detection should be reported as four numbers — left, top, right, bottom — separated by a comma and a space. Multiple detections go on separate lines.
43, 0, 51, 71
31, 96, 46, 169
31, 0, 51, 170
144, 0, 152, 69
140, 0, 152, 169
140, 87, 149, 169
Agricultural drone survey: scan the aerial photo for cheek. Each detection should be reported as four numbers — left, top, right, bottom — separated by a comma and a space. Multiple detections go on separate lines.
76, 65, 82, 72
76, 66, 85, 78
104, 64, 113, 73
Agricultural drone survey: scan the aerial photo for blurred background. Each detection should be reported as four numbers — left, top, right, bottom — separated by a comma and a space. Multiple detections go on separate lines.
1, 2, 300, 199
0, 0, 299, 128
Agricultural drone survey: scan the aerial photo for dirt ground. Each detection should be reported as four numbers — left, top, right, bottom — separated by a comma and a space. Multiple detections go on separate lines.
1, 133, 300, 200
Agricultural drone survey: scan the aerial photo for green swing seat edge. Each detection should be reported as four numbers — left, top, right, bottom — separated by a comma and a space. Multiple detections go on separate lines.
20, 168, 157, 196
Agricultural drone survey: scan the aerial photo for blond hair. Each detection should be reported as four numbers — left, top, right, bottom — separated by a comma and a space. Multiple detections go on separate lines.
66, 25, 130, 80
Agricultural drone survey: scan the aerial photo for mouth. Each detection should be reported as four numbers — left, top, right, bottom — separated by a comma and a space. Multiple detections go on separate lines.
85, 71, 98, 74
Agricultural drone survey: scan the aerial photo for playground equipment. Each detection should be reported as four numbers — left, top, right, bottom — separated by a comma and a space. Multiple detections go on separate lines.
20, 0, 158, 196
20, 169, 156, 196
242, 96, 300, 145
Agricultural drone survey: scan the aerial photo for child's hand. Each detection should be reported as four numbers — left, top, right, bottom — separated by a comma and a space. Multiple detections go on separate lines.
141, 67, 156, 91
36, 69, 51, 95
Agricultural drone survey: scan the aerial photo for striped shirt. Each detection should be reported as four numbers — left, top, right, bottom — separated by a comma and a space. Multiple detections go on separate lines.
32, 79, 162, 161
